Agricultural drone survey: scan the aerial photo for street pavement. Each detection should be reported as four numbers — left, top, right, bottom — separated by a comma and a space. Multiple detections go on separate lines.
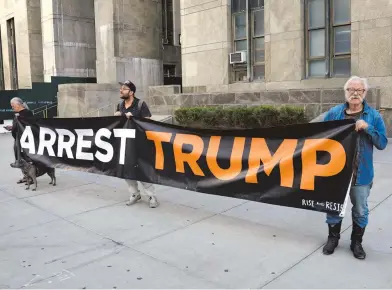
0, 132, 391, 289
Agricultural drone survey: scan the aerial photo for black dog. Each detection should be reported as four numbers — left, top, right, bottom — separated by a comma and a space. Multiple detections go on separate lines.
10, 159, 56, 191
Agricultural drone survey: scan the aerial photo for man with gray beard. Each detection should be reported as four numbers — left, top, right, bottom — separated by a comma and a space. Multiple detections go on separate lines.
321, 76, 387, 260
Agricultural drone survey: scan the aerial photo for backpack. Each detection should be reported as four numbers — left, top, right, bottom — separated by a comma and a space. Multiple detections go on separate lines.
137, 99, 144, 111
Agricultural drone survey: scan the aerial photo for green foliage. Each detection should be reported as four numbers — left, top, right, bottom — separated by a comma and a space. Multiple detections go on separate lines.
174, 105, 308, 129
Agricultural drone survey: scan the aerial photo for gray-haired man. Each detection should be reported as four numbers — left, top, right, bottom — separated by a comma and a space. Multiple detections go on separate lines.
322, 76, 387, 259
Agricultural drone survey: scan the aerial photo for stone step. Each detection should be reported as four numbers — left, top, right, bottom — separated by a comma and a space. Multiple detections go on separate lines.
150, 115, 173, 124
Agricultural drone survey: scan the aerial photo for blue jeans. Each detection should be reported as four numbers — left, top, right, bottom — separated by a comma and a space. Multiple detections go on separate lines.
326, 183, 372, 228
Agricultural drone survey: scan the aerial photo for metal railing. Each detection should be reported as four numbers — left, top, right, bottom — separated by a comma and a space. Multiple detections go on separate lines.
30, 101, 119, 119
30, 100, 174, 123
32, 103, 58, 118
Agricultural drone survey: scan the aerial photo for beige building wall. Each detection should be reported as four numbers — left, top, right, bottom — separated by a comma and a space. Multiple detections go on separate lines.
266, 0, 303, 84
351, 0, 392, 108
180, 0, 231, 86
0, 0, 44, 89
181, 0, 392, 106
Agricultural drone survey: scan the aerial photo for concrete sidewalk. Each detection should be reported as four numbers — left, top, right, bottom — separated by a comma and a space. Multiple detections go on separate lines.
0, 133, 391, 289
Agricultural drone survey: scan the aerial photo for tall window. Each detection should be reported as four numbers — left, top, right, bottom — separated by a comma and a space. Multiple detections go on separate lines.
305, 0, 351, 78
162, 0, 174, 45
0, 27, 4, 90
252, 3, 264, 80
7, 18, 18, 89
232, 0, 264, 82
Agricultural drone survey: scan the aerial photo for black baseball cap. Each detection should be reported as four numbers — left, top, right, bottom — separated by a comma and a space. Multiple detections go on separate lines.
119, 80, 136, 93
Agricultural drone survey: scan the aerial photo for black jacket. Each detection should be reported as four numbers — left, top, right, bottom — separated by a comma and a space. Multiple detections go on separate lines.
12, 109, 33, 139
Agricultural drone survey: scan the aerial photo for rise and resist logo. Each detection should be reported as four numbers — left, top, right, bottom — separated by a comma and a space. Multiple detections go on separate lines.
302, 199, 344, 212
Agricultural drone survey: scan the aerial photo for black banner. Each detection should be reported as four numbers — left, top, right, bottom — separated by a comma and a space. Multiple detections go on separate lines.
15, 116, 358, 215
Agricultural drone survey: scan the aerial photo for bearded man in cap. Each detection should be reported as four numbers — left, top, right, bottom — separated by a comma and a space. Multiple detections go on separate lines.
115, 80, 159, 208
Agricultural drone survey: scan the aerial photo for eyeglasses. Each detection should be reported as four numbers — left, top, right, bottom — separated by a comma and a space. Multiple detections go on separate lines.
346, 88, 365, 94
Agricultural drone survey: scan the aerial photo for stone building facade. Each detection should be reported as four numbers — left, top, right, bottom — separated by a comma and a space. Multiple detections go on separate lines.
0, 0, 182, 91
181, 0, 392, 94
1, 0, 392, 135
179, 0, 392, 135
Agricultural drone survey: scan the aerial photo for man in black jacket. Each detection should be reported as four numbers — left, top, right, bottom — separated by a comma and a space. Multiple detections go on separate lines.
5, 98, 33, 169
115, 80, 159, 208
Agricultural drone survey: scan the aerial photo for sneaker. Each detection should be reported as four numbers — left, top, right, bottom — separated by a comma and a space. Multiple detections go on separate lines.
149, 196, 159, 208
126, 193, 141, 206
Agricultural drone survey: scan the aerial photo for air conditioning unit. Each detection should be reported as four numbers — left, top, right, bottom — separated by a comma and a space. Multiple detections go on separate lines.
229, 51, 247, 64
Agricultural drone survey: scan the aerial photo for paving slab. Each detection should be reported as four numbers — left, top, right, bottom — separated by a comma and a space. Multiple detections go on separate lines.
0, 199, 59, 236
134, 214, 323, 289
354, 195, 392, 254
23, 248, 221, 289
0, 219, 121, 289
367, 163, 392, 203
55, 172, 249, 214
0, 189, 16, 203
26, 183, 127, 218
374, 145, 392, 163
0, 131, 391, 289
262, 185, 392, 289
0, 134, 23, 184
0, 174, 92, 200
263, 241, 392, 289
155, 186, 249, 213
222, 200, 378, 239
67, 202, 216, 247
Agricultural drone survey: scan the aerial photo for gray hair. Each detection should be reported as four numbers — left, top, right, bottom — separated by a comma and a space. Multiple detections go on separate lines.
10, 97, 29, 110
344, 76, 369, 91
344, 76, 369, 101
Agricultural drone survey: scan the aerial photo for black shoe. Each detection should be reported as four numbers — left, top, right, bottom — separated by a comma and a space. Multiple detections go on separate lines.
323, 222, 342, 255
350, 223, 366, 259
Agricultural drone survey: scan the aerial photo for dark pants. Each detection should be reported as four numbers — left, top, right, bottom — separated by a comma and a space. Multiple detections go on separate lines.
13, 139, 26, 161
13, 140, 18, 161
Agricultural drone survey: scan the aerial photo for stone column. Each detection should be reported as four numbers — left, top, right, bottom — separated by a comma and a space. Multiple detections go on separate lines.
94, 0, 163, 95
173, 0, 181, 47
20, 0, 44, 85
0, 0, 13, 89
41, 0, 96, 82
0, 0, 44, 89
